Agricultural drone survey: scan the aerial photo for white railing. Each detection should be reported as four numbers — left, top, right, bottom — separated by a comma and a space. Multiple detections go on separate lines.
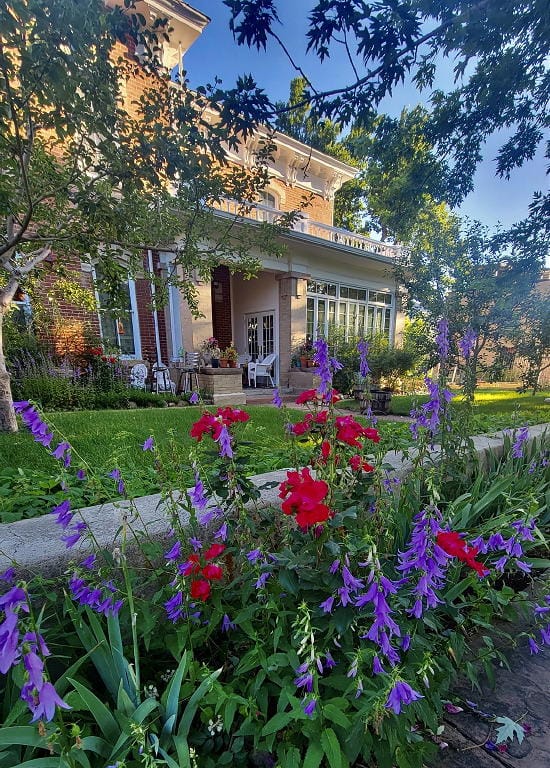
217, 199, 400, 258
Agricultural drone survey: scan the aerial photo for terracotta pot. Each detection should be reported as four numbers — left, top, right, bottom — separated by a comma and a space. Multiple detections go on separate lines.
228, 360, 237, 368
299, 356, 309, 369
219, 359, 229, 368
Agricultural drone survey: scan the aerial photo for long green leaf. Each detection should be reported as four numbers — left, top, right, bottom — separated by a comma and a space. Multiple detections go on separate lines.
177, 668, 222, 738
0, 727, 46, 748
321, 727, 342, 768
161, 650, 189, 732
303, 741, 324, 768
10, 760, 62, 768
68, 678, 120, 743
78, 736, 110, 757
261, 711, 293, 736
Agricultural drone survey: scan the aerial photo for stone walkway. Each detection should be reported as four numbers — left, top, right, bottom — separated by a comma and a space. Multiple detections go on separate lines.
434, 637, 550, 767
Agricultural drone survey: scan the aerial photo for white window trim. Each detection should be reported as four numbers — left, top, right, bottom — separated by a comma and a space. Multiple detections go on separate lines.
93, 268, 142, 360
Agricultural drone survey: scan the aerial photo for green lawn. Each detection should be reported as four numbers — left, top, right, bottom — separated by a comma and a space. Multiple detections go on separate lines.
0, 405, 304, 477
342, 388, 550, 432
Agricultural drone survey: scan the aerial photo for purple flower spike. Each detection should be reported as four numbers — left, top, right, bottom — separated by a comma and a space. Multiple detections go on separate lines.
320, 595, 335, 613
272, 389, 283, 408
294, 670, 314, 692
385, 680, 424, 715
165, 542, 182, 562
358, 339, 371, 378
221, 614, 236, 632
216, 425, 234, 458
303, 697, 317, 717
511, 427, 529, 459
30, 682, 71, 722
142, 436, 154, 451
435, 319, 450, 361
76, 469, 86, 481
247, 549, 262, 563
458, 328, 477, 359
189, 391, 199, 405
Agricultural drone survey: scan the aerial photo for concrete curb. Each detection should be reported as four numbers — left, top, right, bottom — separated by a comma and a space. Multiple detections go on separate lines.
0, 424, 548, 576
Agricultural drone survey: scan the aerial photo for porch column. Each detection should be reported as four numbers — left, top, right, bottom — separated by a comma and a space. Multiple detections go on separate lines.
277, 275, 308, 388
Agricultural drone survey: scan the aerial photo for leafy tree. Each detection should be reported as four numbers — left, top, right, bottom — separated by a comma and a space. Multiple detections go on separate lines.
397, 216, 543, 391
0, 0, 284, 432
225, 0, 550, 239
511, 289, 550, 395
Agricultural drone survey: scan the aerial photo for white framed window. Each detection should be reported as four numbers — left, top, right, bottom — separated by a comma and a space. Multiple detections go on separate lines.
93, 268, 142, 358
307, 280, 393, 341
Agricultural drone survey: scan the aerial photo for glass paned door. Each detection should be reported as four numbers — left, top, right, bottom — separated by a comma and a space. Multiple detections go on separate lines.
245, 311, 275, 360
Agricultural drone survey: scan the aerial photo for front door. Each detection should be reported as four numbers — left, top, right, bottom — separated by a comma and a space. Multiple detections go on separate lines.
245, 311, 275, 361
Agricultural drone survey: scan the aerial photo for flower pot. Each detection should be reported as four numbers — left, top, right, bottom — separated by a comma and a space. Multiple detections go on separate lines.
211, 358, 220, 368
228, 360, 237, 368
219, 359, 229, 368
300, 356, 309, 369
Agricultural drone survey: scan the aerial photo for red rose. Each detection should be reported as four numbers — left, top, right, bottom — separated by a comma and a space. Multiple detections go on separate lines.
291, 414, 313, 435
204, 543, 225, 560
349, 455, 375, 472
321, 441, 331, 460
279, 468, 331, 528
364, 427, 380, 443
313, 410, 329, 424
295, 389, 317, 405
180, 554, 201, 576
109, 356, 116, 364
436, 531, 489, 576
101, 355, 107, 362
190, 579, 211, 601
202, 563, 223, 581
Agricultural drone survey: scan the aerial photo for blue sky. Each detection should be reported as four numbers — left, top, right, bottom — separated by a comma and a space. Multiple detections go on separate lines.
185, 0, 547, 233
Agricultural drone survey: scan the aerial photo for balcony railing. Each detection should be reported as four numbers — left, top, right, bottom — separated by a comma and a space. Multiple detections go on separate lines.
217, 199, 401, 259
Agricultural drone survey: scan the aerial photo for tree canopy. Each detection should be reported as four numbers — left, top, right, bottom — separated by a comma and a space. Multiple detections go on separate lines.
0, 0, 285, 431
225, 0, 550, 239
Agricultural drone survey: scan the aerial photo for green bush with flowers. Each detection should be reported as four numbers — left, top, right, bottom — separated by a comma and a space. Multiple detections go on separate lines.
0, 323, 549, 768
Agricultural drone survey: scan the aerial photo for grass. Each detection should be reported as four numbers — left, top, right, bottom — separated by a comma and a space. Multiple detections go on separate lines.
341, 388, 550, 432
0, 406, 304, 479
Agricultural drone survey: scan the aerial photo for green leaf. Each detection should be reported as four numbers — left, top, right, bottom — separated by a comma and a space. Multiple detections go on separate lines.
444, 576, 473, 603
323, 703, 351, 729
495, 716, 525, 745
303, 741, 324, 768
177, 668, 222, 738
79, 736, 110, 757
162, 650, 189, 730
0, 727, 46, 748
67, 678, 120, 742
321, 727, 342, 768
261, 711, 293, 736
11, 761, 62, 768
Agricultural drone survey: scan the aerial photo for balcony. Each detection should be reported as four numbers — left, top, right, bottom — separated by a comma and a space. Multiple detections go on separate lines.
217, 199, 401, 259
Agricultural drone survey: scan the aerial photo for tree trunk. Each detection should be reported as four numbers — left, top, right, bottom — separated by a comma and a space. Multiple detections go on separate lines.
0, 308, 18, 432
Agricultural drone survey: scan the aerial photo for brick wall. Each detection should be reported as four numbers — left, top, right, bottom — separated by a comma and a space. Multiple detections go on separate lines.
211, 265, 233, 349
135, 252, 169, 364
36, 258, 100, 356
271, 178, 333, 225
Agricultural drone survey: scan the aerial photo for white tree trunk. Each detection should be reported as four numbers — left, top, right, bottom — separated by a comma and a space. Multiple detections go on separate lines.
0, 307, 18, 432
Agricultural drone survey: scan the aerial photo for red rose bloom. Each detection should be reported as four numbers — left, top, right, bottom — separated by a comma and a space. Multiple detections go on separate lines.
321, 441, 331, 460
364, 427, 380, 443
190, 579, 211, 601
295, 389, 317, 404
291, 414, 313, 435
180, 553, 201, 576
349, 455, 375, 472
313, 410, 329, 424
202, 564, 223, 581
204, 543, 225, 560
279, 468, 331, 528
436, 531, 489, 576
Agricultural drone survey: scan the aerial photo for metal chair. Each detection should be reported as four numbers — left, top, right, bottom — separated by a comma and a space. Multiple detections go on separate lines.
129, 363, 148, 390
180, 351, 200, 393
152, 362, 176, 394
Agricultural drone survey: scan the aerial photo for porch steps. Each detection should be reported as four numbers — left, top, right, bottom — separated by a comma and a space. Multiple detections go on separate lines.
245, 387, 295, 405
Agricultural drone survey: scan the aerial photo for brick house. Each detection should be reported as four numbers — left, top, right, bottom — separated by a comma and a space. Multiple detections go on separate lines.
34, 0, 406, 387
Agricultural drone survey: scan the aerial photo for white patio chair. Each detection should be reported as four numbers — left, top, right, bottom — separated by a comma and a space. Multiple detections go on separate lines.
152, 362, 176, 394
249, 353, 277, 387
129, 363, 148, 390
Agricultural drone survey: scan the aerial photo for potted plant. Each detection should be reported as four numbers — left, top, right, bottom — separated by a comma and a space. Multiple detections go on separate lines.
297, 338, 313, 369
224, 344, 239, 368
200, 337, 221, 368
